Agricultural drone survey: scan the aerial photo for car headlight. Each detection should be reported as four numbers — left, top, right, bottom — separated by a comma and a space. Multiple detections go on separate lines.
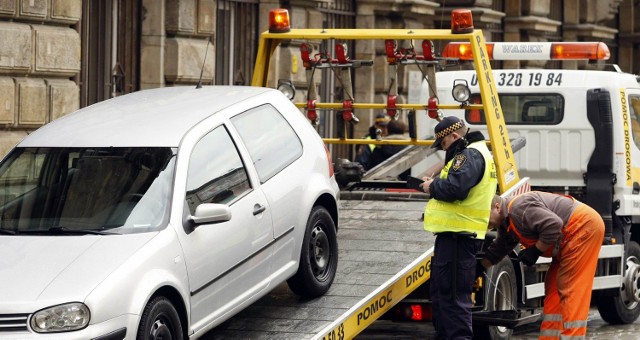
30, 302, 90, 333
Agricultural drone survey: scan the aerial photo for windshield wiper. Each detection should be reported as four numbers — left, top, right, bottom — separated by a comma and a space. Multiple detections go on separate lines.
0, 229, 16, 235
48, 227, 118, 235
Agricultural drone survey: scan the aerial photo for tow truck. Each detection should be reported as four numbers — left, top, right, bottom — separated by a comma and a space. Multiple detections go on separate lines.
363, 42, 638, 339
422, 41, 639, 333
204, 8, 534, 340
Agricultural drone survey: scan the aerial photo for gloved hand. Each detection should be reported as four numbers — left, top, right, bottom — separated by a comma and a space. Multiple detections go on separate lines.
518, 246, 543, 266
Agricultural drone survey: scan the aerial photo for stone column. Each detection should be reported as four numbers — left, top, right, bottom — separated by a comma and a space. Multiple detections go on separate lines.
141, 0, 165, 89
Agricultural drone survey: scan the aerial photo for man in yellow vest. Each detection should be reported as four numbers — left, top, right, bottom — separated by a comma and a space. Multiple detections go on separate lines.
419, 116, 497, 339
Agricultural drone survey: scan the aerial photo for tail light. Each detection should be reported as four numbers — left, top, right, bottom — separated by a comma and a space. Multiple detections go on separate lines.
410, 305, 423, 321
324, 144, 334, 177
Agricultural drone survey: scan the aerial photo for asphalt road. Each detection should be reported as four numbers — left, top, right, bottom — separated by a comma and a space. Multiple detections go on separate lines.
357, 307, 640, 339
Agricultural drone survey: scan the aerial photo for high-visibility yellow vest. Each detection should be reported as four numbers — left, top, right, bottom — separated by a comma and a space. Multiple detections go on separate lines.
423, 141, 497, 239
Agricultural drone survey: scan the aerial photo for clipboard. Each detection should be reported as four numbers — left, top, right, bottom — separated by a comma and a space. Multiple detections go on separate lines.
406, 176, 425, 191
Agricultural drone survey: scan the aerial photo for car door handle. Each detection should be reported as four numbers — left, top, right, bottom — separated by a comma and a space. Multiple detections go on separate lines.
253, 204, 266, 216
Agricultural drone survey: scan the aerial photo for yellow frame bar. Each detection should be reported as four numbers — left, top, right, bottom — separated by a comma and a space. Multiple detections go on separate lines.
294, 103, 483, 110
251, 28, 519, 192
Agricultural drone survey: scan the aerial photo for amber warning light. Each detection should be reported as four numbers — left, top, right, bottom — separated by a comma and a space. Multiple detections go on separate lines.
442, 42, 610, 61
269, 9, 291, 33
451, 9, 474, 34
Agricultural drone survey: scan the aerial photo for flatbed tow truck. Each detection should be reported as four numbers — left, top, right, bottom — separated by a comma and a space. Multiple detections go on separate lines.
203, 8, 530, 340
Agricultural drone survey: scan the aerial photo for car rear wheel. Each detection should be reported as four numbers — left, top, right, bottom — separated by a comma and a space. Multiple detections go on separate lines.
137, 296, 184, 340
287, 206, 338, 298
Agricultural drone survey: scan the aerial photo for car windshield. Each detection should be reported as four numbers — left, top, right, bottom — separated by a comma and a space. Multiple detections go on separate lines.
0, 147, 176, 235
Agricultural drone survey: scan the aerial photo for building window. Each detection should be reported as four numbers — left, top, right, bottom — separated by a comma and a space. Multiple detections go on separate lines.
215, 0, 259, 85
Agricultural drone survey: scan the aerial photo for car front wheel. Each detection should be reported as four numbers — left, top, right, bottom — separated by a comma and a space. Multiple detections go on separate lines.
287, 205, 338, 298
137, 296, 184, 340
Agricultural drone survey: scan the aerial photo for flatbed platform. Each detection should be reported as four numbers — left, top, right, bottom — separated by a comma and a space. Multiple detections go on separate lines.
202, 199, 434, 339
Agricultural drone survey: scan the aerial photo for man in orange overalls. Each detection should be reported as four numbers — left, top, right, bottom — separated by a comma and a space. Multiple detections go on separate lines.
480, 191, 605, 339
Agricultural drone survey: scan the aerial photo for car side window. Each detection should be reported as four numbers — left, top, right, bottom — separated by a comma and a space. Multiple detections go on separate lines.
231, 104, 303, 183
185, 125, 251, 215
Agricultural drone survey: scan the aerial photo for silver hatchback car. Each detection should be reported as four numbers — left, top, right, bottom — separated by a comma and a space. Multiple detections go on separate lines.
0, 86, 339, 339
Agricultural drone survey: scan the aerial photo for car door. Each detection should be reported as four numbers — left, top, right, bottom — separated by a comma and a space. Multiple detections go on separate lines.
178, 124, 273, 327
230, 104, 304, 241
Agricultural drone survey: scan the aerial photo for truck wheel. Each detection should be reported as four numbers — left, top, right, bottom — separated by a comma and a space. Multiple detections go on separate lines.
137, 296, 184, 340
596, 241, 640, 324
473, 257, 516, 340
287, 206, 338, 298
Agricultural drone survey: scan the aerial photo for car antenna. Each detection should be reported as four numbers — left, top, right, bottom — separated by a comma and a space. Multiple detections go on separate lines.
196, 38, 211, 89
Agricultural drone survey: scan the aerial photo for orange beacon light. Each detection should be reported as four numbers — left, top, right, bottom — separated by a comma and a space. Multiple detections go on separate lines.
269, 9, 291, 33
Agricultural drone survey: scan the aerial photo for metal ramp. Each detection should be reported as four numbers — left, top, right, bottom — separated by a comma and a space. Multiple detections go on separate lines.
362, 136, 527, 181
202, 199, 435, 339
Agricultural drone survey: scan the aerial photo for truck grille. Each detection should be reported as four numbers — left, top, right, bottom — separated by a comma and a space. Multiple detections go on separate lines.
0, 314, 29, 332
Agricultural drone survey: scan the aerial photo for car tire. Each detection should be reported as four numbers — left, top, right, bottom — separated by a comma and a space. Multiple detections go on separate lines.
473, 257, 516, 340
287, 205, 338, 298
137, 296, 184, 340
596, 240, 640, 324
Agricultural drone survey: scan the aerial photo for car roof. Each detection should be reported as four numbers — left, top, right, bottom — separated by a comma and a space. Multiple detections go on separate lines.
19, 86, 275, 148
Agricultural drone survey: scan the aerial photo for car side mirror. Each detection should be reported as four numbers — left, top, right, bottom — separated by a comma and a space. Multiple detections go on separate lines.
190, 203, 232, 225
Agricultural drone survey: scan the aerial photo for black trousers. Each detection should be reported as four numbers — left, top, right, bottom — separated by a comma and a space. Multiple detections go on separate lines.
430, 233, 479, 340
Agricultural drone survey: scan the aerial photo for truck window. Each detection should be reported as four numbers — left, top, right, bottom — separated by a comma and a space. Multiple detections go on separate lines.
629, 95, 640, 149
466, 93, 564, 125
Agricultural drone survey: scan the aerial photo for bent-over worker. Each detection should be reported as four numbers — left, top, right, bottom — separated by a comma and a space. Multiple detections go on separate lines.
481, 191, 604, 339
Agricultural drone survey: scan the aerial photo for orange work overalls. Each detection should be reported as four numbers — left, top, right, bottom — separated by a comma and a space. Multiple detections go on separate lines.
507, 199, 604, 339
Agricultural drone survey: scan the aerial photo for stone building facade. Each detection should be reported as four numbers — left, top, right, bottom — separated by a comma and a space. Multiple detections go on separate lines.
0, 0, 636, 158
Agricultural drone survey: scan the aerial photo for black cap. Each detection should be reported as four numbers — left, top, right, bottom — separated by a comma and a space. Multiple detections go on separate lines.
432, 116, 465, 149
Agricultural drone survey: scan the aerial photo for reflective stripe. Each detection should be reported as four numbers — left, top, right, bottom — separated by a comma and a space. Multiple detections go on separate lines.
427, 200, 490, 218
540, 329, 561, 337
564, 320, 587, 329
560, 335, 585, 340
542, 313, 563, 322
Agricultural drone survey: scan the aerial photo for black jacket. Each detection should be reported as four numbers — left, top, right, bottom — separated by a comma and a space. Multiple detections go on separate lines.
429, 131, 487, 202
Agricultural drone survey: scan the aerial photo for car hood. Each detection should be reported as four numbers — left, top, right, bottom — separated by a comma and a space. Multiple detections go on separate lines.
0, 233, 156, 308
